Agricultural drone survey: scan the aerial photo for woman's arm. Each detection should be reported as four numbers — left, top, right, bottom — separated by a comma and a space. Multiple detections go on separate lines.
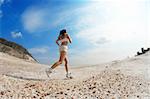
56, 37, 60, 46
67, 34, 72, 43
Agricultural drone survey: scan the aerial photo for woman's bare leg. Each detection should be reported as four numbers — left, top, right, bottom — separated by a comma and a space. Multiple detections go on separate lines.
51, 61, 61, 69
65, 56, 72, 78
64, 57, 69, 73
51, 51, 66, 69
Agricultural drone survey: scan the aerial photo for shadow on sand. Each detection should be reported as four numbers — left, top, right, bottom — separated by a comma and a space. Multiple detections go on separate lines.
3, 74, 48, 81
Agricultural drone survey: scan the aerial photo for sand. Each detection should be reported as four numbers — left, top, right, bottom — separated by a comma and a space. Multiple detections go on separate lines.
0, 52, 150, 99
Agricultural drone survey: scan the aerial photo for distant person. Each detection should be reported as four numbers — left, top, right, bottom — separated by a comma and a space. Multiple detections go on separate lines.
46, 29, 72, 78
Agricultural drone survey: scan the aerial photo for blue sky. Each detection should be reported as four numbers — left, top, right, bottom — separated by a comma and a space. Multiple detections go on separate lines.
0, 0, 150, 66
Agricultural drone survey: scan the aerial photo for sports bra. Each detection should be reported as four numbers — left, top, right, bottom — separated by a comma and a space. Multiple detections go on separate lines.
60, 37, 69, 43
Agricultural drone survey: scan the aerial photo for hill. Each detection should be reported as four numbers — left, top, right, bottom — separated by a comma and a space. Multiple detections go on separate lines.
0, 38, 37, 62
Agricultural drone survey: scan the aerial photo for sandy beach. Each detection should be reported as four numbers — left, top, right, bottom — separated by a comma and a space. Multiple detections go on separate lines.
0, 52, 150, 99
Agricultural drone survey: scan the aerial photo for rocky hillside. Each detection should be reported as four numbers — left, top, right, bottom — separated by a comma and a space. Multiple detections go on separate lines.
0, 38, 37, 62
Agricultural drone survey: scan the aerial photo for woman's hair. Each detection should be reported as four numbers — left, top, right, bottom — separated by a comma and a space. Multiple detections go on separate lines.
59, 29, 67, 38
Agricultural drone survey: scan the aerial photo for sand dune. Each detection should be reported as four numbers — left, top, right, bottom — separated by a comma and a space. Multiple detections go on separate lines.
0, 52, 150, 98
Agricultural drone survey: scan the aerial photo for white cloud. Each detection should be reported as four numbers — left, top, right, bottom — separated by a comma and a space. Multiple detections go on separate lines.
0, 0, 5, 18
22, 7, 47, 33
0, 0, 11, 5
28, 46, 50, 54
75, 0, 147, 46
69, 0, 149, 65
69, 40, 143, 66
21, 0, 148, 43
11, 31, 22, 38
28, 46, 57, 65
21, 5, 73, 33
0, 0, 4, 5
0, 0, 11, 18
21, 1, 91, 34
146, 0, 150, 47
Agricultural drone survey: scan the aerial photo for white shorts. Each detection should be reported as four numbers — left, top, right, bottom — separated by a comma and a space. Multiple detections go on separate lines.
59, 45, 68, 52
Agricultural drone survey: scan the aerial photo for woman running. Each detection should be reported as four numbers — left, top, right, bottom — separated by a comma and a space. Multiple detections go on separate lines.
46, 29, 72, 78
